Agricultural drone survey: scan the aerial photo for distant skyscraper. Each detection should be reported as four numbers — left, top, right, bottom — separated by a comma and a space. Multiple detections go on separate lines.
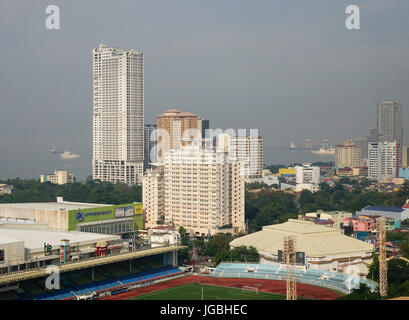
368, 141, 399, 182
144, 124, 157, 171
368, 127, 378, 143
377, 100, 403, 163
352, 137, 368, 161
92, 44, 144, 184
198, 119, 210, 139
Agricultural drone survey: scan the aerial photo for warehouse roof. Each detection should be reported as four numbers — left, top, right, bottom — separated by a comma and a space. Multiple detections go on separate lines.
0, 200, 111, 211
0, 228, 120, 252
362, 206, 404, 213
230, 219, 373, 257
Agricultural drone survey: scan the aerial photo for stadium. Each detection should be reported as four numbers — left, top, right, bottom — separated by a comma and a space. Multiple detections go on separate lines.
0, 219, 379, 300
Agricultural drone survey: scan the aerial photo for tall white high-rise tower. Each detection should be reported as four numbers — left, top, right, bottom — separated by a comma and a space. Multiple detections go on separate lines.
92, 44, 144, 184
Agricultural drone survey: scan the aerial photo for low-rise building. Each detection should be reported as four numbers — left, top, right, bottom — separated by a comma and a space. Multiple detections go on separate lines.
149, 227, 180, 248
0, 184, 13, 195
357, 200, 409, 221
230, 219, 374, 273
295, 164, 320, 193
40, 170, 74, 185
304, 210, 353, 229
0, 227, 121, 273
399, 167, 409, 181
0, 197, 143, 238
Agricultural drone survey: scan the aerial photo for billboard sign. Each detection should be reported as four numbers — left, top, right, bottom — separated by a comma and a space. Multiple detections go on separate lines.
115, 207, 125, 218
68, 203, 143, 231
124, 206, 134, 217
296, 252, 306, 265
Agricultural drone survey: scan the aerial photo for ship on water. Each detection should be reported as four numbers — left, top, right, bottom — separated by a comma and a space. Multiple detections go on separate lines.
60, 150, 80, 159
310, 139, 335, 155
289, 141, 297, 151
49, 147, 58, 154
310, 147, 335, 155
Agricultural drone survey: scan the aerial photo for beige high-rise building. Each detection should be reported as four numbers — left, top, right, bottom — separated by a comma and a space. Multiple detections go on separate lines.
40, 171, 74, 185
144, 145, 245, 236
335, 140, 362, 168
402, 145, 409, 167
156, 109, 199, 163
142, 167, 165, 228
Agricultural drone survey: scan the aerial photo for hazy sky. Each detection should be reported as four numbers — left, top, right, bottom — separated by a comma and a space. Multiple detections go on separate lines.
1, 0, 409, 160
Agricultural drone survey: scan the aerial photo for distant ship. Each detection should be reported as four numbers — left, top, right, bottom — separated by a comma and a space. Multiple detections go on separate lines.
289, 141, 297, 151
60, 150, 80, 159
50, 147, 58, 154
310, 147, 335, 155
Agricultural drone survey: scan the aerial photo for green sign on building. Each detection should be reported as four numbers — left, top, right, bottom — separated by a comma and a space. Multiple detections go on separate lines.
68, 203, 143, 232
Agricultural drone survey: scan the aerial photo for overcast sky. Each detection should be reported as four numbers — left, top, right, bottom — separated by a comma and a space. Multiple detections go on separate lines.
1, 0, 409, 160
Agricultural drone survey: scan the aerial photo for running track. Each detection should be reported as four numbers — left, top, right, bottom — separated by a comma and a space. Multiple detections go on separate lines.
99, 275, 341, 300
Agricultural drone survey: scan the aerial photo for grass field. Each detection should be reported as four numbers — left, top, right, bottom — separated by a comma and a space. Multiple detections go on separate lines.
128, 283, 287, 300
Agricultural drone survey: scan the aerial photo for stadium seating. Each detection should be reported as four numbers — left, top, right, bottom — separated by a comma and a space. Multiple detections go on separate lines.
211, 263, 378, 294
29, 265, 184, 300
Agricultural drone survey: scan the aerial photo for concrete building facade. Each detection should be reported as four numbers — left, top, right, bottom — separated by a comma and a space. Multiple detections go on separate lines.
40, 170, 74, 185
142, 168, 165, 229
156, 109, 199, 163
335, 140, 362, 169
368, 141, 399, 181
92, 44, 144, 185
154, 146, 246, 236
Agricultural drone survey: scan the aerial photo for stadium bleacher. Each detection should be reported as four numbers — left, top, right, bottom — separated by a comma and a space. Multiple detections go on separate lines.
30, 265, 184, 300
211, 263, 378, 294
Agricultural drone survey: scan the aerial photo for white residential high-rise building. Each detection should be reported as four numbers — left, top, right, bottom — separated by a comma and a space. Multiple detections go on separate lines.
377, 100, 403, 164
142, 167, 165, 229
217, 132, 263, 181
92, 44, 144, 184
295, 164, 320, 192
145, 145, 245, 236
368, 141, 399, 182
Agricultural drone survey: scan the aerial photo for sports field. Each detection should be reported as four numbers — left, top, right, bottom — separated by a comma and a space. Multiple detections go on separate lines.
128, 283, 286, 300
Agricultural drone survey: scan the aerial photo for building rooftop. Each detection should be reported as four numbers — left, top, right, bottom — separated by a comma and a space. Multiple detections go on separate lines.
230, 219, 373, 257
0, 228, 120, 252
363, 206, 404, 213
0, 199, 111, 211
158, 109, 198, 117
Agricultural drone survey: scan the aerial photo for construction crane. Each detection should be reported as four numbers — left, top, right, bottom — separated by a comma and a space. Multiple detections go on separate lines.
283, 235, 297, 300
376, 217, 387, 298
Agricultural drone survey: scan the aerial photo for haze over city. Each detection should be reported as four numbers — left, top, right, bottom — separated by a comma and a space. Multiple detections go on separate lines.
1, 0, 409, 179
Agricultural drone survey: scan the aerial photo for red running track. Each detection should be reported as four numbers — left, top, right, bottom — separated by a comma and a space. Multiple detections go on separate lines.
99, 275, 340, 300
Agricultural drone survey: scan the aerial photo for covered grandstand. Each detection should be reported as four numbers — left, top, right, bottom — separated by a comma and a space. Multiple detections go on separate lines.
211, 263, 378, 294
230, 219, 374, 273
0, 257, 185, 300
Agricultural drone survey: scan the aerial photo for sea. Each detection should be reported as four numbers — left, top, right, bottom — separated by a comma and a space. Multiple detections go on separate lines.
0, 146, 334, 182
